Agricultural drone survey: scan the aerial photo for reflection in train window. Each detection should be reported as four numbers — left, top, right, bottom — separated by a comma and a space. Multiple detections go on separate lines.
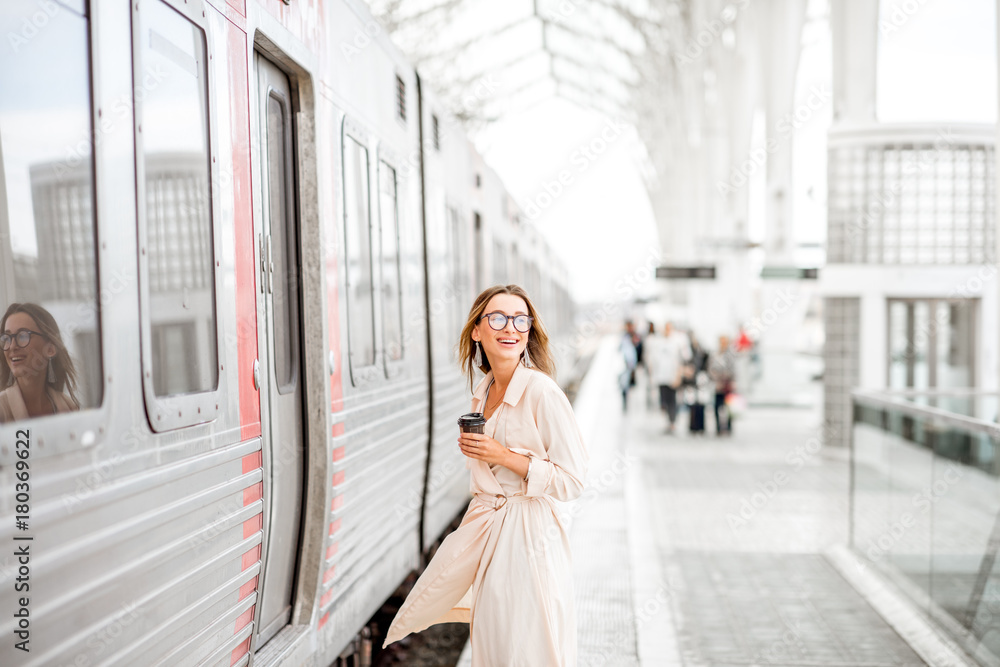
379, 161, 403, 362
0, 2, 102, 423
136, 0, 218, 397
344, 136, 375, 370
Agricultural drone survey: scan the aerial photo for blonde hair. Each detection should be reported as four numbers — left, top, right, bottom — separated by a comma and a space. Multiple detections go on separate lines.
458, 285, 554, 390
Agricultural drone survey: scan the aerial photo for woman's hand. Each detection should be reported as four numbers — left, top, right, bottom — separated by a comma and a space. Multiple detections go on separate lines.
458, 432, 510, 467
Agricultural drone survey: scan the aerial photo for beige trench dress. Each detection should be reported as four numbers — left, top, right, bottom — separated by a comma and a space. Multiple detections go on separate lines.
384, 364, 589, 666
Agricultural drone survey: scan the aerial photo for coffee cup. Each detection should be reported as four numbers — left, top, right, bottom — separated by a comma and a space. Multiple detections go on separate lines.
458, 412, 486, 434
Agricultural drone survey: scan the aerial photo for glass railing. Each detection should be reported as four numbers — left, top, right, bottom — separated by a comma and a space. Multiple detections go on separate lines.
851, 388, 1000, 664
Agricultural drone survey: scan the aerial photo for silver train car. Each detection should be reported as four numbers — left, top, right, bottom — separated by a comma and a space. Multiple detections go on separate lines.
0, 0, 574, 665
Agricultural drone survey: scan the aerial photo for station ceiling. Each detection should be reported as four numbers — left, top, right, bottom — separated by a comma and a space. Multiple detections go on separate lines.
369, 0, 686, 126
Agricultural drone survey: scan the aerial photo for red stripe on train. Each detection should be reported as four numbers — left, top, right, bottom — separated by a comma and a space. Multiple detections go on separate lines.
332, 446, 345, 462
231, 637, 250, 665
243, 514, 262, 539
243, 482, 263, 505
326, 542, 339, 559
331, 470, 345, 487
241, 545, 261, 571
234, 606, 255, 632
320, 588, 334, 608
328, 518, 342, 536
323, 566, 337, 584
228, 15, 260, 441
242, 452, 262, 475
330, 495, 344, 512
238, 576, 258, 601
318, 611, 330, 630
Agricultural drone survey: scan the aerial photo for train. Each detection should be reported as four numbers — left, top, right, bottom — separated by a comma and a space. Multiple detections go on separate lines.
0, 0, 576, 665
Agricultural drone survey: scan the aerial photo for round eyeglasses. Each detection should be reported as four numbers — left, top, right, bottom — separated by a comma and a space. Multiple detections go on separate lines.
479, 312, 533, 333
0, 330, 45, 351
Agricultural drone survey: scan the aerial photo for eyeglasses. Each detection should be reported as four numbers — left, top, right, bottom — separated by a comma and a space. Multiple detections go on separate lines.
0, 330, 45, 351
479, 312, 533, 333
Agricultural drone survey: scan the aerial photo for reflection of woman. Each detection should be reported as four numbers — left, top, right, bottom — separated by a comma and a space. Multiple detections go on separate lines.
384, 285, 588, 666
0, 303, 81, 423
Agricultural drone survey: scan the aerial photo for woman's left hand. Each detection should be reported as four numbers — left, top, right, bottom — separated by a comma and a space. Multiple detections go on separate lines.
458, 432, 509, 467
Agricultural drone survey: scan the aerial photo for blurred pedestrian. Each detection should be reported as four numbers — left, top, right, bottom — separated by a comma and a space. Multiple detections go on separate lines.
618, 321, 638, 411
644, 322, 656, 408
709, 335, 736, 436
683, 334, 709, 435
647, 322, 690, 434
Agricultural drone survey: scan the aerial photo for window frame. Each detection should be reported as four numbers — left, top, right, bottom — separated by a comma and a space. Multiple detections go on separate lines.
0, 0, 109, 457
341, 116, 381, 386
376, 149, 406, 376
132, 0, 223, 431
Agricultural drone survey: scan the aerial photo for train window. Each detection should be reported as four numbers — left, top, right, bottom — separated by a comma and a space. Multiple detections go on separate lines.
447, 207, 463, 347
0, 1, 102, 424
266, 92, 301, 392
432, 115, 441, 151
379, 161, 403, 363
343, 134, 376, 372
134, 0, 220, 427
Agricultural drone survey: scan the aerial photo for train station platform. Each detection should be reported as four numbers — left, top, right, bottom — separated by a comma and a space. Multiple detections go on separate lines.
455, 336, 976, 667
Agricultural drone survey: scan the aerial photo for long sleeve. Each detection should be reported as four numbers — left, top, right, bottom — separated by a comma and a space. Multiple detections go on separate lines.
511, 384, 588, 502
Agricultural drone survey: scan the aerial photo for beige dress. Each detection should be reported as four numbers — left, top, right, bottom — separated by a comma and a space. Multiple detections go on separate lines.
384, 364, 589, 666
0, 383, 77, 423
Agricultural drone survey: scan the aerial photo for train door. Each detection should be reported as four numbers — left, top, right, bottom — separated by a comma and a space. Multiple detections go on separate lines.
254, 53, 305, 647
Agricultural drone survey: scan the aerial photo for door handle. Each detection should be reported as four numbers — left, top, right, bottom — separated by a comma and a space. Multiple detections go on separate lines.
264, 233, 274, 294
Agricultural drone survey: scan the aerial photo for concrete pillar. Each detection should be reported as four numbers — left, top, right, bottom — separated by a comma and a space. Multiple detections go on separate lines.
830, 0, 880, 127
756, 0, 807, 260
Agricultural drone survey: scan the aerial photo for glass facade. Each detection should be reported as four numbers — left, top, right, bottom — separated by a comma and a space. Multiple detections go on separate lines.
828, 140, 995, 265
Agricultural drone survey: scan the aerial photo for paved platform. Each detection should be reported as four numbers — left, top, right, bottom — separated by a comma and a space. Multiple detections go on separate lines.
456, 337, 957, 666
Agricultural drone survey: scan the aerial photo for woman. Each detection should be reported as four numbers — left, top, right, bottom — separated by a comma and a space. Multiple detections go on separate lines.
709, 335, 735, 436
383, 285, 588, 666
0, 302, 80, 422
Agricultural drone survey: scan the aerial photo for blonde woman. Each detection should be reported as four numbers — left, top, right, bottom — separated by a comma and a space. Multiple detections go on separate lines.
384, 285, 588, 666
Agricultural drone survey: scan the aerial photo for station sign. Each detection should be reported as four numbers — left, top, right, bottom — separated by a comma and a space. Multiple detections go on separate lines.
760, 266, 819, 279
655, 265, 716, 279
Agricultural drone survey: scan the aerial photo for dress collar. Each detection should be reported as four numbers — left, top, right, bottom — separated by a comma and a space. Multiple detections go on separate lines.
472, 363, 533, 410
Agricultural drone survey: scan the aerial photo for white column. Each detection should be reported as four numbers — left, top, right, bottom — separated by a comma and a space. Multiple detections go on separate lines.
830, 0, 880, 127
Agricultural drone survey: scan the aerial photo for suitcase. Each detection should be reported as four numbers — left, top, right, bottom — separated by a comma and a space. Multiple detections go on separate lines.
689, 403, 706, 433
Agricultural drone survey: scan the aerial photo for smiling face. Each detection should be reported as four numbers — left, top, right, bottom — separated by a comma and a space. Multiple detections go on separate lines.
3, 312, 56, 382
471, 294, 530, 368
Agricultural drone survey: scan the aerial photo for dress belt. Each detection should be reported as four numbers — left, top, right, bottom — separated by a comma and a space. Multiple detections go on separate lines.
473, 492, 534, 511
